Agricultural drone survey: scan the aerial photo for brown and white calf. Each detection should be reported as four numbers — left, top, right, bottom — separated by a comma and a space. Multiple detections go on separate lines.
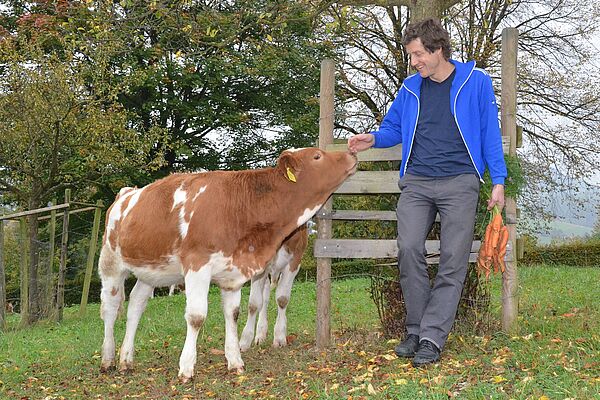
239, 224, 307, 351
98, 148, 356, 381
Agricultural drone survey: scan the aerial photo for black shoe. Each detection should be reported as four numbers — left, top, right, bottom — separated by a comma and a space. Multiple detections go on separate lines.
394, 334, 420, 357
412, 339, 441, 367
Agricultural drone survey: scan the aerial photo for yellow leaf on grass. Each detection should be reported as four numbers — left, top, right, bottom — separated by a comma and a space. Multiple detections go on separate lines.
419, 378, 429, 384
539, 396, 550, 400
382, 354, 397, 361
367, 383, 378, 395
492, 375, 507, 383
492, 356, 507, 365
347, 384, 365, 393
394, 379, 408, 385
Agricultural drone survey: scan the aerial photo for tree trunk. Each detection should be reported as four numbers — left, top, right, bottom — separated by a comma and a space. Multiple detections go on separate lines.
336, 0, 457, 20
409, 0, 444, 21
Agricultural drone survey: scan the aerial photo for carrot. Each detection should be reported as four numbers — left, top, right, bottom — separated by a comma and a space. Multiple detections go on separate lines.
495, 226, 509, 273
477, 206, 507, 279
492, 253, 500, 274
482, 223, 494, 257
489, 213, 503, 251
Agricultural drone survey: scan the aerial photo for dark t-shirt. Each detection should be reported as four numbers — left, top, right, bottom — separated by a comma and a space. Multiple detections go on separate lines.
406, 69, 477, 177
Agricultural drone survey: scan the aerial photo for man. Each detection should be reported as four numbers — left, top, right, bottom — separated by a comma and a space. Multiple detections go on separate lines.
348, 18, 506, 367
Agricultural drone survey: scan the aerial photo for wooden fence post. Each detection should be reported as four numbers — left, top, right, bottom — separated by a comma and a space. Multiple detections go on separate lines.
79, 200, 103, 317
46, 199, 57, 318
19, 217, 29, 327
0, 221, 5, 330
501, 27, 519, 334
56, 189, 71, 322
316, 59, 335, 348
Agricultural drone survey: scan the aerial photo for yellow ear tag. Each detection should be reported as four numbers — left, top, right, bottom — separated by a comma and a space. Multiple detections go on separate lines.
286, 167, 297, 183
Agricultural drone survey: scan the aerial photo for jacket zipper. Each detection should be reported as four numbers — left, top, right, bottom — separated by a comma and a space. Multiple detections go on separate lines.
402, 84, 420, 176
452, 67, 484, 183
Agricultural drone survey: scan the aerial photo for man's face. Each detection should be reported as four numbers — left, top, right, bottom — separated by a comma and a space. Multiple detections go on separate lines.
405, 38, 446, 81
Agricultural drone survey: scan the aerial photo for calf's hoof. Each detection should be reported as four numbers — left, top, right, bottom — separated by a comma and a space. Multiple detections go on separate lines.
230, 366, 245, 374
273, 337, 287, 348
100, 362, 115, 373
119, 362, 133, 373
239, 339, 252, 352
178, 373, 193, 384
227, 360, 245, 374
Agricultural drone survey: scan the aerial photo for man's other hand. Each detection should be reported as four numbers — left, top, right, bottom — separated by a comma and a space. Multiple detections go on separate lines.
487, 184, 505, 211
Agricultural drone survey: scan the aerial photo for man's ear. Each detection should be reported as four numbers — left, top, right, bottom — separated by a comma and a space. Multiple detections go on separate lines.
277, 151, 303, 182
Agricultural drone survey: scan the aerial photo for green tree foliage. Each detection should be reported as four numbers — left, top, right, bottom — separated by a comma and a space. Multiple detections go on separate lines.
0, 28, 165, 322
62, 0, 331, 173
0, 45, 164, 208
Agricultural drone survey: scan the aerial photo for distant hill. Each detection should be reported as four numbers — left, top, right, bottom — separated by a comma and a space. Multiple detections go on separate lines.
536, 219, 594, 245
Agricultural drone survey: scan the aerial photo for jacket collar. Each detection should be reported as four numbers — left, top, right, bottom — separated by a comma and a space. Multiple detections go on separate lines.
402, 59, 476, 96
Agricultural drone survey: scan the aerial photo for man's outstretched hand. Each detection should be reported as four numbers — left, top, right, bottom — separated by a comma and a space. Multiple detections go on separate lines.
348, 134, 375, 154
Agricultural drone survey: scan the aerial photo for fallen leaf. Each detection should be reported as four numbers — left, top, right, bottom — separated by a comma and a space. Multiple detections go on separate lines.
209, 348, 225, 356
367, 383, 377, 395
286, 334, 297, 345
347, 384, 365, 393
492, 375, 507, 383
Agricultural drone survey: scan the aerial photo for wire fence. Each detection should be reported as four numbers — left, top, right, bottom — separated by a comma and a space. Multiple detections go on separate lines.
1, 198, 103, 326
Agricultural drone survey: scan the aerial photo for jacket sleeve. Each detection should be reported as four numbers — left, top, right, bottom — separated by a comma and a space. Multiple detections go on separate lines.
480, 75, 507, 185
371, 89, 404, 148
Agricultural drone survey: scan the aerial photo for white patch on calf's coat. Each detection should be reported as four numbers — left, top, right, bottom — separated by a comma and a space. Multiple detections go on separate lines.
106, 188, 138, 246
172, 186, 187, 211
179, 207, 189, 239
296, 204, 322, 226
192, 185, 207, 202
122, 188, 144, 218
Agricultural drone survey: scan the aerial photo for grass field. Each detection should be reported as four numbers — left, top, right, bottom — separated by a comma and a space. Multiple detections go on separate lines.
1, 265, 599, 399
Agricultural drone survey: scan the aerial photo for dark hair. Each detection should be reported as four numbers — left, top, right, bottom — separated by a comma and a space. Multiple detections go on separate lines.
402, 18, 451, 60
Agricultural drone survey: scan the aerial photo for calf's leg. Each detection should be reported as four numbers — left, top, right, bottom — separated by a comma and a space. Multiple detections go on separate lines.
240, 274, 267, 351
254, 277, 271, 345
221, 287, 245, 372
119, 279, 154, 371
273, 265, 300, 347
178, 267, 211, 382
99, 248, 128, 372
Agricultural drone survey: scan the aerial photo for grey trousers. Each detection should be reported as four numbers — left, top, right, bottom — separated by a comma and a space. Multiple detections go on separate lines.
396, 173, 480, 350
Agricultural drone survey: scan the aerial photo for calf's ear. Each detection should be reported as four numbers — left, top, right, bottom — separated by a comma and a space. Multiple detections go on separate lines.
276, 152, 303, 181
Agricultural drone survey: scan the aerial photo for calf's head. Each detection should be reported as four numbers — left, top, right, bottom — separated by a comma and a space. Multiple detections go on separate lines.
276, 147, 357, 195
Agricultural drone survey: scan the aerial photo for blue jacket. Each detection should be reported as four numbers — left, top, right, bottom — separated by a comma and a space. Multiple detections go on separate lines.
372, 59, 507, 185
